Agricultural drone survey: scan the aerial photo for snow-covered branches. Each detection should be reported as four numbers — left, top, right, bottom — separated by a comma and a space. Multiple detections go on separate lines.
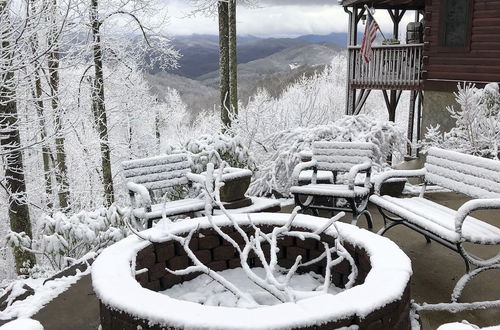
6, 204, 129, 273
247, 115, 407, 197
184, 133, 257, 174
149, 162, 357, 307
423, 82, 500, 160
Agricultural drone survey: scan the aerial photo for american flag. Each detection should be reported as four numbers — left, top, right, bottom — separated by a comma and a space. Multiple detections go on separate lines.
360, 13, 379, 63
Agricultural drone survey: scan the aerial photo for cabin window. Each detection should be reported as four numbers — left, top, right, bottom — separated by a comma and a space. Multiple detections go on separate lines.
441, 0, 471, 48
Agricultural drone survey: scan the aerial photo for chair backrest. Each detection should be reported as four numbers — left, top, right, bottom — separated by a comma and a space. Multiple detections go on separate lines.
312, 141, 374, 172
122, 153, 191, 191
425, 147, 500, 198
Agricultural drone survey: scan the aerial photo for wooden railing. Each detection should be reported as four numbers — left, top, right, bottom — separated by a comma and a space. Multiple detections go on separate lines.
348, 43, 424, 89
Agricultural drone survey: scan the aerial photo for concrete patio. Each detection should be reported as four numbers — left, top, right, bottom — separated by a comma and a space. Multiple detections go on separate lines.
32, 191, 499, 329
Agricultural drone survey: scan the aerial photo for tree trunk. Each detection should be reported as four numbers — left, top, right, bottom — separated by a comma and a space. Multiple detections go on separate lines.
32, 69, 54, 210
228, 0, 238, 118
90, 0, 114, 206
218, 0, 230, 130
28, 0, 54, 210
0, 1, 37, 273
48, 0, 70, 210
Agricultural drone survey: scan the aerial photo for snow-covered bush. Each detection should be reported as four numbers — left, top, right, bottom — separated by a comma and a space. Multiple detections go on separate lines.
247, 115, 407, 197
6, 205, 129, 272
184, 134, 257, 174
423, 83, 500, 159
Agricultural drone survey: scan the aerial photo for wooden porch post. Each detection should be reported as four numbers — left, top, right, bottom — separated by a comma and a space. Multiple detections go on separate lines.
345, 6, 356, 115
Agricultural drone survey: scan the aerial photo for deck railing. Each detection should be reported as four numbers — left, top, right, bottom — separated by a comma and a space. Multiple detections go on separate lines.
348, 43, 424, 89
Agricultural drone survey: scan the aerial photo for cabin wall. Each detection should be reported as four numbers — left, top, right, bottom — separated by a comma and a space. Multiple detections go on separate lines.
422, 0, 500, 91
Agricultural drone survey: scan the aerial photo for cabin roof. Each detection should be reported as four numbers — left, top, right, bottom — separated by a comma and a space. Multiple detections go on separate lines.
339, 0, 425, 10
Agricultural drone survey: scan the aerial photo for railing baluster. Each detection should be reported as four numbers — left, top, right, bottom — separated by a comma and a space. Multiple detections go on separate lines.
347, 44, 423, 91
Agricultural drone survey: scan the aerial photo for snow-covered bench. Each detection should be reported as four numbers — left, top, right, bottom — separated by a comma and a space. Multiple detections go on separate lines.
122, 154, 206, 228
291, 141, 374, 227
371, 147, 500, 299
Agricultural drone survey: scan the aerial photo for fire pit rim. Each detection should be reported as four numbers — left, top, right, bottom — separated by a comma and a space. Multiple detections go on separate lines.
92, 213, 412, 330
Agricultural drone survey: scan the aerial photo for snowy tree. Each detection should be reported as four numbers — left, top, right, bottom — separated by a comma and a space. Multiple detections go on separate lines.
423, 83, 500, 159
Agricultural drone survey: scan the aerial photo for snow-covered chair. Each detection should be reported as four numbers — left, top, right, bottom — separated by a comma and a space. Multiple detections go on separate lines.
371, 147, 500, 301
122, 154, 206, 228
290, 141, 374, 227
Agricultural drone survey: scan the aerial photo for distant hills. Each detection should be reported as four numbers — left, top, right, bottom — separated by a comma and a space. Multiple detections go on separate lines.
168, 33, 348, 79
147, 33, 349, 116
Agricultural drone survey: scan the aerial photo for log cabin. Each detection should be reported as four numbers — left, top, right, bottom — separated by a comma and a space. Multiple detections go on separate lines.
339, 0, 500, 156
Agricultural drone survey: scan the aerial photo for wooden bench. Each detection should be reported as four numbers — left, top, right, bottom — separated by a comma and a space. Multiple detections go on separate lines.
122, 154, 206, 228
291, 141, 374, 227
371, 147, 500, 300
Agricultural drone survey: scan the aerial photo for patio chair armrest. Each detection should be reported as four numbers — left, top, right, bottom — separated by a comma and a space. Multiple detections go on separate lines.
126, 182, 152, 208
292, 159, 318, 185
373, 168, 427, 195
347, 160, 372, 189
455, 198, 500, 238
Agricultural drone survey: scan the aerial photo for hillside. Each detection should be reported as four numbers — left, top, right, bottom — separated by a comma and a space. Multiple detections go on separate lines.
197, 43, 342, 87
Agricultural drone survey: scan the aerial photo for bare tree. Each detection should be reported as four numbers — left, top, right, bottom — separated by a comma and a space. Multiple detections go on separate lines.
218, 1, 231, 129
188, 0, 257, 129
48, 0, 71, 210
228, 0, 238, 117
0, 0, 37, 274
89, 0, 114, 206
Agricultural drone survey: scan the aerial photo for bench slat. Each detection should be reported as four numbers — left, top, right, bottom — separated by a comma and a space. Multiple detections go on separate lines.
123, 161, 191, 179
426, 155, 500, 185
426, 148, 500, 198
122, 154, 188, 170
312, 141, 373, 173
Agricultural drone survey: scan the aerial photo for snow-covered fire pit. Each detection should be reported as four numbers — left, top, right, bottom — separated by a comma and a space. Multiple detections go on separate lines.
92, 213, 412, 330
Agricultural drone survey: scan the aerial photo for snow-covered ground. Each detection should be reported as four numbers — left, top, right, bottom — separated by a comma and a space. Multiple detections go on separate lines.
163, 267, 342, 307
0, 318, 43, 330
0, 266, 90, 321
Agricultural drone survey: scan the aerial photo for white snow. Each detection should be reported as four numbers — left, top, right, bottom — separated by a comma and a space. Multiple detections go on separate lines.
92, 213, 412, 329
437, 322, 500, 330
369, 195, 500, 244
122, 154, 188, 170
298, 170, 334, 183
0, 267, 90, 320
133, 198, 206, 219
211, 167, 252, 182
290, 184, 370, 198
425, 148, 500, 198
162, 267, 342, 307
212, 197, 280, 215
0, 318, 43, 330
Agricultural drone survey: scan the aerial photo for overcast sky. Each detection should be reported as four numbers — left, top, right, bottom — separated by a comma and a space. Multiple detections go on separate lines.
163, 0, 413, 38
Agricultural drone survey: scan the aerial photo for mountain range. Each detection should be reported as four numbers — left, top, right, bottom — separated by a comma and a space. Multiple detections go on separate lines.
147, 32, 349, 115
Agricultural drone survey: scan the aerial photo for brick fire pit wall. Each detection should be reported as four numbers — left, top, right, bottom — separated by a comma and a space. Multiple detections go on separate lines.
97, 217, 411, 330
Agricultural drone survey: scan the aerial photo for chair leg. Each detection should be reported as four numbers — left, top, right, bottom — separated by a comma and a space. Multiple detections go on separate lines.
457, 243, 471, 273
377, 221, 400, 236
362, 210, 373, 229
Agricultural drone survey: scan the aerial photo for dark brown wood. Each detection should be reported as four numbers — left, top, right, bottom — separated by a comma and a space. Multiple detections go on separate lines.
423, 0, 500, 91
342, 0, 424, 10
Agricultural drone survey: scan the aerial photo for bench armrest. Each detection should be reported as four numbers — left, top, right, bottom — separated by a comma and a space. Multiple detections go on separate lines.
126, 182, 152, 208
186, 172, 207, 185
291, 159, 318, 185
455, 198, 500, 238
347, 160, 372, 189
373, 168, 427, 195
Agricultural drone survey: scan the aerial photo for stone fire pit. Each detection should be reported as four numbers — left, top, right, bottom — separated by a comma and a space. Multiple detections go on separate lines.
92, 213, 412, 329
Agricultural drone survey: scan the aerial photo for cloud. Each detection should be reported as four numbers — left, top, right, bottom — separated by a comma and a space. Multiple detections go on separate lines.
162, 0, 415, 38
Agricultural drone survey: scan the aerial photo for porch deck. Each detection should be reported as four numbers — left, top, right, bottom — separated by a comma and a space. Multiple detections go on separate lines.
348, 43, 424, 90
32, 192, 499, 330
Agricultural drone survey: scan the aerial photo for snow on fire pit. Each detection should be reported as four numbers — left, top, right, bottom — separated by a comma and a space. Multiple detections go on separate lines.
92, 213, 412, 330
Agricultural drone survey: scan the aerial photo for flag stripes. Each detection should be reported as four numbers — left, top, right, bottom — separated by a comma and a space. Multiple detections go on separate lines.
360, 14, 379, 63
